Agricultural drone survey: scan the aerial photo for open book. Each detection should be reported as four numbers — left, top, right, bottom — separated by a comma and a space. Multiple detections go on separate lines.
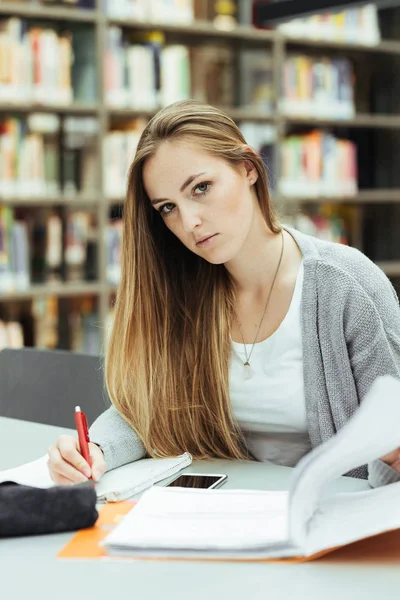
102, 375, 400, 560
0, 453, 192, 503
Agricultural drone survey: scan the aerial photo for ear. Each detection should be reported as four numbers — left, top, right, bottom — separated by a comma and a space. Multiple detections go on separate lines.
242, 147, 259, 186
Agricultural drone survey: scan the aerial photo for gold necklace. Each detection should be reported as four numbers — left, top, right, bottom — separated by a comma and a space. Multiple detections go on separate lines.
234, 230, 285, 380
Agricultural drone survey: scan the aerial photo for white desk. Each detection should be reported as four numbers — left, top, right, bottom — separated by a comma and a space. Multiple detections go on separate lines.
0, 416, 398, 600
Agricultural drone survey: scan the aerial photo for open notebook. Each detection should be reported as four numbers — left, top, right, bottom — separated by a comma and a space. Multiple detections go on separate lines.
0, 453, 192, 502
101, 375, 400, 560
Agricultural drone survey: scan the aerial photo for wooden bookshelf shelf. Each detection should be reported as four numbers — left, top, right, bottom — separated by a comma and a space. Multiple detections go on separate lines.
376, 261, 400, 277
108, 108, 157, 120
106, 17, 400, 54
0, 195, 100, 207
0, 102, 99, 115
0, 282, 104, 302
0, 3, 97, 22
281, 34, 400, 55
110, 108, 400, 129
108, 106, 276, 123
283, 113, 400, 129
277, 190, 400, 204
105, 18, 276, 45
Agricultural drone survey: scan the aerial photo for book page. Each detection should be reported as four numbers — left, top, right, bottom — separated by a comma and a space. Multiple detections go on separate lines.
289, 375, 400, 546
306, 480, 400, 556
102, 486, 291, 553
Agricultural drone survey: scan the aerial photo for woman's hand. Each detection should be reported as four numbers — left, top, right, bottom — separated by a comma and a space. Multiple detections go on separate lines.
380, 448, 400, 471
47, 435, 106, 485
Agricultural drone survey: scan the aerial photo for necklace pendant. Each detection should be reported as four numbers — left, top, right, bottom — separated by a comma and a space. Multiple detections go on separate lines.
243, 361, 253, 380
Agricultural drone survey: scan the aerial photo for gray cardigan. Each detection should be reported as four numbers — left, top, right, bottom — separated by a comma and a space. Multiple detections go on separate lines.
90, 227, 400, 488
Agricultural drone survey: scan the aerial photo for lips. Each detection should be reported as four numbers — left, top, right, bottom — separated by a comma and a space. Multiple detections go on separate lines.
195, 234, 217, 245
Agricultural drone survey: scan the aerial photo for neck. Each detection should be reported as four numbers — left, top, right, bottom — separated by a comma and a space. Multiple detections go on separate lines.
224, 211, 283, 294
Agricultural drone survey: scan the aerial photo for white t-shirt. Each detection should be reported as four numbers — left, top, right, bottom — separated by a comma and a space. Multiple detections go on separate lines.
229, 260, 312, 466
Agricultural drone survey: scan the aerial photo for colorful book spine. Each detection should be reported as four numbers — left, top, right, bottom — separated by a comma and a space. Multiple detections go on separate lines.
0, 18, 73, 105
280, 55, 354, 119
278, 131, 358, 198
277, 4, 380, 46
104, 27, 190, 110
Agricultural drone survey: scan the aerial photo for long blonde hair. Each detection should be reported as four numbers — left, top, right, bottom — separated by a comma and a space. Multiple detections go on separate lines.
105, 100, 281, 459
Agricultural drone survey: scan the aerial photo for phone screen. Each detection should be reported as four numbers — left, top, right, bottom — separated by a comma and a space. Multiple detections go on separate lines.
166, 474, 226, 489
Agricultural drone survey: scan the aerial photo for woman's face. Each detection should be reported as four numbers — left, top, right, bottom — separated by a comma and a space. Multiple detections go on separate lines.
142, 140, 259, 265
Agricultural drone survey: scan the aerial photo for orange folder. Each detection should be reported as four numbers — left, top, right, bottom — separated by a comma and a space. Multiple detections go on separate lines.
58, 501, 400, 564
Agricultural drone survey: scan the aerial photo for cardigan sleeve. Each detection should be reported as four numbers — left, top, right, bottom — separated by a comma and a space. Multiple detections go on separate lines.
344, 261, 400, 488
89, 404, 146, 472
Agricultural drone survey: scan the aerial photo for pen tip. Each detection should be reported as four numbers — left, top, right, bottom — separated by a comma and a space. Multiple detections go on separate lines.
75, 406, 81, 412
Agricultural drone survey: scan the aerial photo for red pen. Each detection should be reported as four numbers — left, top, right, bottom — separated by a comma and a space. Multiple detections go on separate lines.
74, 405, 92, 467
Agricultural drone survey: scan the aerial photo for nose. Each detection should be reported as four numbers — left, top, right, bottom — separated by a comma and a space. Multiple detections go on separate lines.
180, 205, 202, 233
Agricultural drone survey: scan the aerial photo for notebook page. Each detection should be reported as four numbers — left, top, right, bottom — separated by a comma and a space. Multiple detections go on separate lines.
102, 486, 290, 551
0, 455, 54, 488
305, 480, 400, 556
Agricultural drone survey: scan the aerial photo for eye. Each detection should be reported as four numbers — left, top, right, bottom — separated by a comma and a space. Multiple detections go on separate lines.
158, 203, 175, 216
193, 182, 211, 196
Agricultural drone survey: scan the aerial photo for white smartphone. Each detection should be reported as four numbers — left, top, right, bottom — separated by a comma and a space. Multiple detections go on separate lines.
165, 473, 228, 489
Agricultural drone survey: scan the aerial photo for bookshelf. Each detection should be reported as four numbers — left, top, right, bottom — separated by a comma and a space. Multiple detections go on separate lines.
1, 1, 400, 353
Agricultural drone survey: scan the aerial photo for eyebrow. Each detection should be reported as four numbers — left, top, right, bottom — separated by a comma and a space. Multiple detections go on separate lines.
150, 172, 207, 206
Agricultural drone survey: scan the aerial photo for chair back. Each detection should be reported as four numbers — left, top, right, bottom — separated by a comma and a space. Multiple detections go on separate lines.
0, 348, 110, 428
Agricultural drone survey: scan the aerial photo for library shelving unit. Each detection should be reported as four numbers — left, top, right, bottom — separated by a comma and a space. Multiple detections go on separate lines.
1, 0, 400, 351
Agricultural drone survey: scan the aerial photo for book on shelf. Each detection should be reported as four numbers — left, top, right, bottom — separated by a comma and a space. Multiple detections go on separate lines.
105, 27, 190, 110
105, 28, 161, 110
0, 206, 98, 292
0, 320, 24, 350
279, 55, 355, 120
237, 49, 274, 115
0, 114, 98, 199
103, 119, 146, 198
0, 294, 102, 354
72, 26, 98, 104
161, 44, 191, 106
100, 375, 400, 561
190, 45, 234, 107
0, 17, 97, 107
104, 0, 194, 24
105, 218, 122, 286
274, 3, 380, 46
0, 17, 73, 106
0, 205, 30, 293
0, 117, 57, 199
65, 295, 100, 354
278, 130, 358, 198
32, 295, 59, 349
64, 211, 96, 282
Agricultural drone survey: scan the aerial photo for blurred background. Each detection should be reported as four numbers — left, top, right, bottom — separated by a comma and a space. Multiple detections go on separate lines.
0, 0, 400, 355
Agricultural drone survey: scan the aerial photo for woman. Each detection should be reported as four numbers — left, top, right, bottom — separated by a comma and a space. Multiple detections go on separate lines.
48, 100, 400, 487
